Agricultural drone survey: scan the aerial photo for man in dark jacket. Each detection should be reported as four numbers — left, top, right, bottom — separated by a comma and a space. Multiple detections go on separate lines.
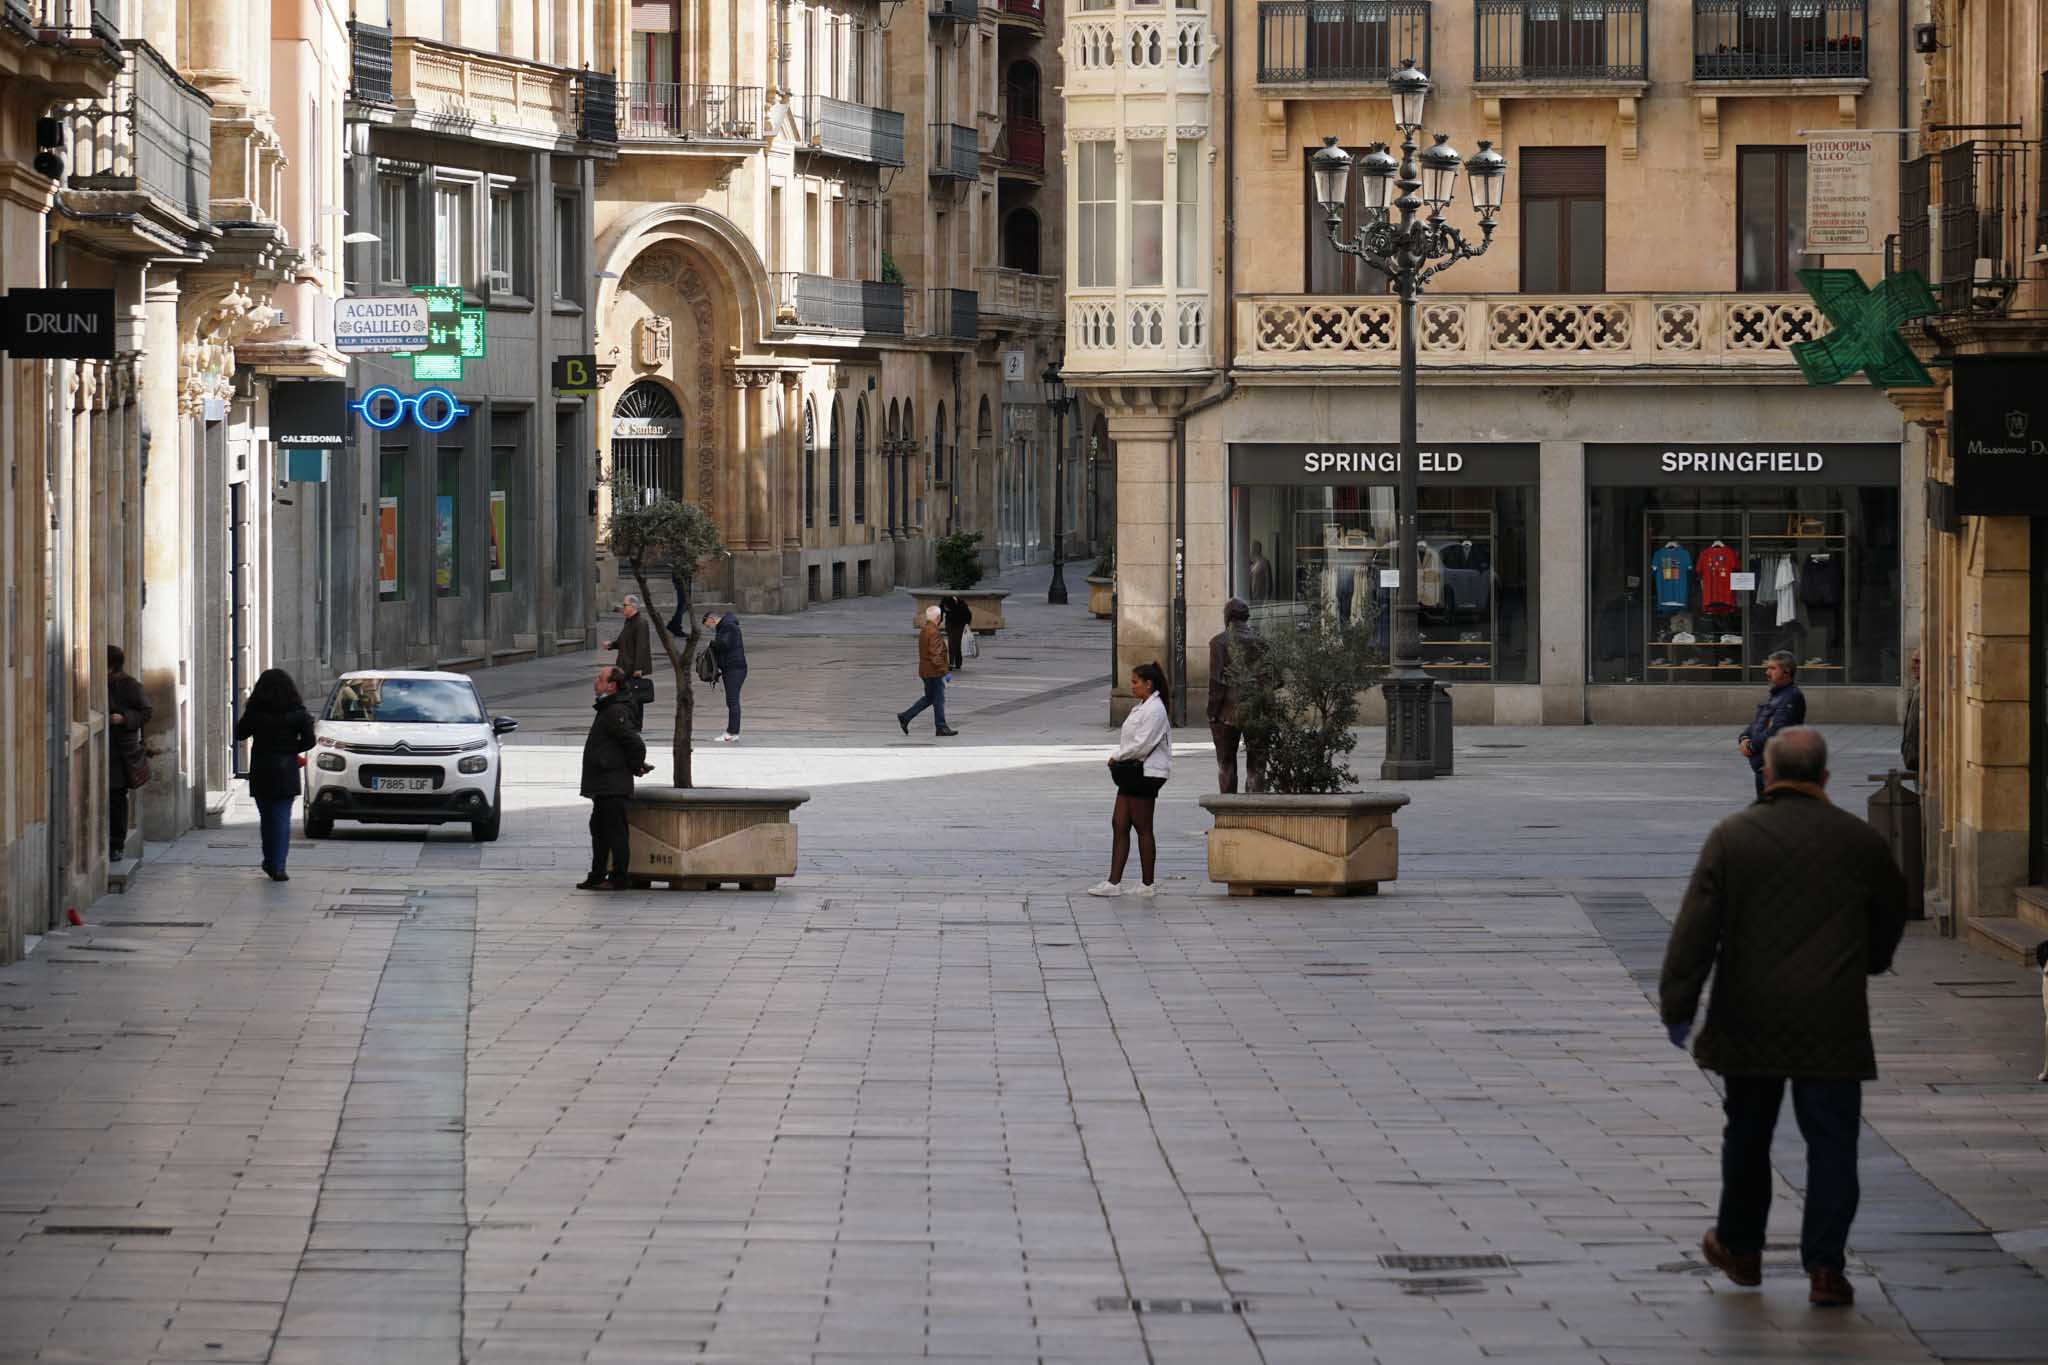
1660, 726, 1908, 1309
579, 666, 649, 891
1737, 650, 1806, 798
702, 611, 748, 742
107, 645, 152, 863
604, 595, 653, 726
938, 594, 973, 670
1207, 599, 1265, 794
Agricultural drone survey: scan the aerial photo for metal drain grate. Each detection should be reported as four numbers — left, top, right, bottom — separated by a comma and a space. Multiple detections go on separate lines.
1381, 1253, 1512, 1272
1096, 1297, 1245, 1315
43, 1224, 172, 1237
324, 904, 416, 918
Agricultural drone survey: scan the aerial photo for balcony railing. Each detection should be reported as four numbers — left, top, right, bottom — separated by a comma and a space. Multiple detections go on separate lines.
65, 39, 212, 221
26, 0, 119, 63
619, 82, 762, 141
1000, 115, 1045, 173
1936, 140, 2043, 316
348, 19, 393, 104
924, 287, 979, 339
1238, 293, 1830, 367
579, 70, 617, 143
774, 273, 905, 334
975, 267, 1060, 321
931, 122, 978, 180
1257, 1, 1431, 84
1692, 0, 1865, 79
931, 0, 977, 21
802, 94, 906, 166
997, 0, 1046, 22
1474, 0, 1647, 82
1899, 151, 1931, 281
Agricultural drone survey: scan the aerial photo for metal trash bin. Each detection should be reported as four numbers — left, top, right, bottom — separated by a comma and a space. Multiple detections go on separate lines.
1432, 683, 1453, 777
1866, 770, 1925, 919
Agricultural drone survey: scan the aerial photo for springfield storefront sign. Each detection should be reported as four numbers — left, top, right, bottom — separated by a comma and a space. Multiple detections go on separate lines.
1588, 443, 1898, 486
1232, 443, 1539, 486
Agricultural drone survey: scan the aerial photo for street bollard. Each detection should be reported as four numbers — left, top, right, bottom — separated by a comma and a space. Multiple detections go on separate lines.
1866, 770, 1925, 920
1432, 683, 1453, 777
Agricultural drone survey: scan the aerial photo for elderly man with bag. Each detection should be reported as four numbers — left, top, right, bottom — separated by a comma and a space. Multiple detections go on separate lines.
604, 595, 654, 725
894, 605, 958, 737
1660, 726, 1907, 1308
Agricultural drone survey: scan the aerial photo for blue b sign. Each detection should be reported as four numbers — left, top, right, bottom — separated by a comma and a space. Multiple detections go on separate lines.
352, 386, 470, 432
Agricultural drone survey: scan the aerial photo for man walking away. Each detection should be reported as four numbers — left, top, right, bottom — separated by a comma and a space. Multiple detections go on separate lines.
1660, 726, 1907, 1308
895, 605, 958, 737
580, 666, 650, 891
605, 595, 653, 725
1207, 599, 1265, 794
939, 593, 973, 670
703, 610, 748, 742
1737, 650, 1805, 799
107, 646, 152, 863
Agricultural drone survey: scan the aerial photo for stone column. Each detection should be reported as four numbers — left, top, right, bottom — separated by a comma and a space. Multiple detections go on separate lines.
1538, 440, 1586, 725
139, 279, 187, 840
1093, 385, 1194, 722
747, 377, 771, 550
781, 373, 802, 551
1957, 513, 2030, 924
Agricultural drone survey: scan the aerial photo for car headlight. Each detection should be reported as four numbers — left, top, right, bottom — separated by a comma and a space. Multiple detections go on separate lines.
457, 755, 489, 774
315, 753, 345, 771
317, 736, 342, 749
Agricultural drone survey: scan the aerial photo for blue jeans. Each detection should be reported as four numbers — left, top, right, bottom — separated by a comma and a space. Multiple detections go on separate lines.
722, 668, 747, 736
256, 796, 295, 873
1717, 1075, 1861, 1272
902, 675, 947, 731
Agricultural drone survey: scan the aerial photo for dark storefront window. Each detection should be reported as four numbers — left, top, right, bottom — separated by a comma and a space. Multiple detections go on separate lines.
1586, 445, 1900, 685
490, 409, 522, 593
378, 446, 406, 601
435, 446, 462, 596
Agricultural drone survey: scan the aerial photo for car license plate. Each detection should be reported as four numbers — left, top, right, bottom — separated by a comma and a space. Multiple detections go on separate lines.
374, 776, 433, 793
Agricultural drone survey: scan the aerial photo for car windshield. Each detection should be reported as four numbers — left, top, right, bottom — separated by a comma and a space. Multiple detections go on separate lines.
325, 678, 485, 724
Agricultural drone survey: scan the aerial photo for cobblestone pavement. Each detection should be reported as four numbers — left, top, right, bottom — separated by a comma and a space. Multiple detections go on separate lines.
3, 566, 2046, 1364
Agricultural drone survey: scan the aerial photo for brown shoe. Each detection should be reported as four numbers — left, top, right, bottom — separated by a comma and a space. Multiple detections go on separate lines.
1702, 1229, 1762, 1287
1808, 1268, 1854, 1307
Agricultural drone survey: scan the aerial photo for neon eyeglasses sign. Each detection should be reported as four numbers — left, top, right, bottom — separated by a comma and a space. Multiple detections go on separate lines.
351, 386, 471, 433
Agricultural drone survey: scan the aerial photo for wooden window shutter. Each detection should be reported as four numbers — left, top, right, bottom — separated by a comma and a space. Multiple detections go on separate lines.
1518, 146, 1605, 198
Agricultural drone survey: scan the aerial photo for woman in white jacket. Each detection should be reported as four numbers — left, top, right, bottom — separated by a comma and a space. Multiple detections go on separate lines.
1090, 662, 1173, 898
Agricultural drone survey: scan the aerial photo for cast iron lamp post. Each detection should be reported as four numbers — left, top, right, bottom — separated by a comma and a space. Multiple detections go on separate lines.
1043, 361, 1073, 605
1310, 59, 1506, 781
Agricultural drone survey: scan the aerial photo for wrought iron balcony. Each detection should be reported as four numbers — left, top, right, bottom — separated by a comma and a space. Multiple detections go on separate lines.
1000, 115, 1045, 174
26, 0, 119, 64
348, 19, 393, 105
1692, 0, 1866, 80
620, 82, 762, 141
1934, 140, 2044, 316
997, 0, 1045, 23
801, 94, 906, 166
931, 123, 978, 180
1257, 1, 1431, 85
931, 0, 977, 21
925, 287, 979, 340
64, 39, 211, 222
1474, 0, 1647, 82
579, 70, 617, 143
774, 273, 906, 334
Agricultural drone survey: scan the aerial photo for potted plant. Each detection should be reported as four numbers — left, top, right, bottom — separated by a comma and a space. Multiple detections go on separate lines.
1197, 616, 1410, 896
609, 489, 808, 890
1084, 536, 1114, 619
905, 530, 1010, 633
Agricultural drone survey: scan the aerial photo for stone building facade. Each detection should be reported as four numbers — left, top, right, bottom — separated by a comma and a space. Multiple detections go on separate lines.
1064, 0, 1914, 725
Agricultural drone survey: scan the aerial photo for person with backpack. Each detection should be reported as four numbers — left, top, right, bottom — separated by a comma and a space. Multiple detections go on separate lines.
701, 611, 748, 742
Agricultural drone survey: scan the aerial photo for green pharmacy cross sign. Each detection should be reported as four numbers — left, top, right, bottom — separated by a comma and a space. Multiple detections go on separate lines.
1790, 267, 1937, 389
394, 285, 484, 381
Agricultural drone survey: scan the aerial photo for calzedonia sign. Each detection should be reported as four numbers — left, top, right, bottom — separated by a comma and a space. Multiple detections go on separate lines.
1951, 356, 2048, 516
0, 289, 117, 360
1231, 443, 1538, 486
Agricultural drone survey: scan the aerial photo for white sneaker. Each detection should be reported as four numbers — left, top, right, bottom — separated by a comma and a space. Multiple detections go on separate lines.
720, 733, 738, 744
1125, 883, 1158, 899
1086, 880, 1121, 897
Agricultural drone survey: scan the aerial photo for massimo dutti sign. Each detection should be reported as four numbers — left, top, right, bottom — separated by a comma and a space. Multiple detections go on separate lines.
1951, 356, 2048, 516
1, 289, 117, 360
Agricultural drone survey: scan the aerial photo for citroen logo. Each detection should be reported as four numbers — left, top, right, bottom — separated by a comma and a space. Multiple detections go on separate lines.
394, 741, 412, 754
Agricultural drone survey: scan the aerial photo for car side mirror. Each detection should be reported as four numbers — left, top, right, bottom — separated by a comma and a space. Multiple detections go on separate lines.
491, 716, 519, 735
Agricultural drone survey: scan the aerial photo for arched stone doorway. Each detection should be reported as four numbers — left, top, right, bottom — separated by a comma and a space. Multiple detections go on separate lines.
610, 380, 686, 504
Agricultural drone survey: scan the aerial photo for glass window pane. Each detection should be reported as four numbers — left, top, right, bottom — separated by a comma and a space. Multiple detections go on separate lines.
1522, 199, 1561, 291
1176, 140, 1200, 289
1567, 198, 1603, 291
1738, 150, 1779, 290
1130, 141, 1164, 286
1782, 152, 1818, 285
1130, 140, 1164, 201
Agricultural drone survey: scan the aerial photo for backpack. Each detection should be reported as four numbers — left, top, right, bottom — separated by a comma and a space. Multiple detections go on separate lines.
695, 648, 718, 684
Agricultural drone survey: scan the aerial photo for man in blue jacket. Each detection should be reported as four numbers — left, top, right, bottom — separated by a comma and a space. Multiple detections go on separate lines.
1737, 651, 1805, 799
702, 610, 748, 743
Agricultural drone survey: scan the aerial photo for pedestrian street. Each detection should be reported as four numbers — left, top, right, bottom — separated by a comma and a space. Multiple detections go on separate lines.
3, 568, 2045, 1365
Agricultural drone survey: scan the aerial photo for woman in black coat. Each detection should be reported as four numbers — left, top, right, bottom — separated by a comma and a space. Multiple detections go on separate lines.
938, 594, 973, 670
234, 668, 317, 881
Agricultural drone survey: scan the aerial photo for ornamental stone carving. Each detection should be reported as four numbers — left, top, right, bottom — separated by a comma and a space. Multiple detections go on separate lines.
636, 316, 673, 369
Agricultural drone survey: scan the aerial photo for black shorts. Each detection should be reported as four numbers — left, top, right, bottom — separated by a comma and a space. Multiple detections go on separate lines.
1116, 773, 1166, 800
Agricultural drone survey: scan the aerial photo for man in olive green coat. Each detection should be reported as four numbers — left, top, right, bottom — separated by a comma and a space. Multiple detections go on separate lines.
1659, 726, 1907, 1309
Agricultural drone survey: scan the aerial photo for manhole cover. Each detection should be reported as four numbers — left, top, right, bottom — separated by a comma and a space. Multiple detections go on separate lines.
1381, 1253, 1512, 1272
1095, 1297, 1244, 1315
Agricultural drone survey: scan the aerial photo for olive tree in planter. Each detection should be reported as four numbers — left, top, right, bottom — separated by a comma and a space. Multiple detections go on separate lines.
906, 530, 1011, 634
1197, 617, 1410, 896
609, 490, 809, 890
1084, 536, 1114, 619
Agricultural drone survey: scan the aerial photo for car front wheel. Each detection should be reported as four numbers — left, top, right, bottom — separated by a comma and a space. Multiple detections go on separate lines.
471, 788, 501, 843
304, 811, 334, 840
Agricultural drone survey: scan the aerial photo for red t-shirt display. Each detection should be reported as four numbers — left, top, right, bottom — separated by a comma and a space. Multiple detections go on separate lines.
1696, 543, 1740, 612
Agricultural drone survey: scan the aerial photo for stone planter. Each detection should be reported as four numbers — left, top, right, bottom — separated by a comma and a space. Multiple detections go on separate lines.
1198, 792, 1411, 897
625, 786, 810, 891
1085, 576, 1113, 619
904, 587, 1009, 634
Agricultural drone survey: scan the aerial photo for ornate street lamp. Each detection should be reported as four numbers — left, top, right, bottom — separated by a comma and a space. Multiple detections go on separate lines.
1311, 59, 1507, 781
1042, 362, 1073, 604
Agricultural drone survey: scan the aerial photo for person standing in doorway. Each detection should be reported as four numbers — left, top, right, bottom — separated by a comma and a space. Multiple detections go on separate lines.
938, 593, 973, 670
1902, 649, 1920, 775
234, 668, 316, 882
107, 646, 152, 863
1207, 599, 1265, 794
1089, 662, 1174, 898
605, 594, 653, 724
1738, 651, 1805, 799
703, 610, 748, 742
1661, 727, 1907, 1308
895, 605, 958, 737
579, 666, 650, 891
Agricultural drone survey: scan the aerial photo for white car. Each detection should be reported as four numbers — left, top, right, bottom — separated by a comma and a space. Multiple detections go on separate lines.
303, 670, 517, 842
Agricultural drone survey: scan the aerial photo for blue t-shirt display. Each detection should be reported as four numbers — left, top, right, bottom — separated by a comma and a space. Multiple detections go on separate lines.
1651, 544, 1692, 612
